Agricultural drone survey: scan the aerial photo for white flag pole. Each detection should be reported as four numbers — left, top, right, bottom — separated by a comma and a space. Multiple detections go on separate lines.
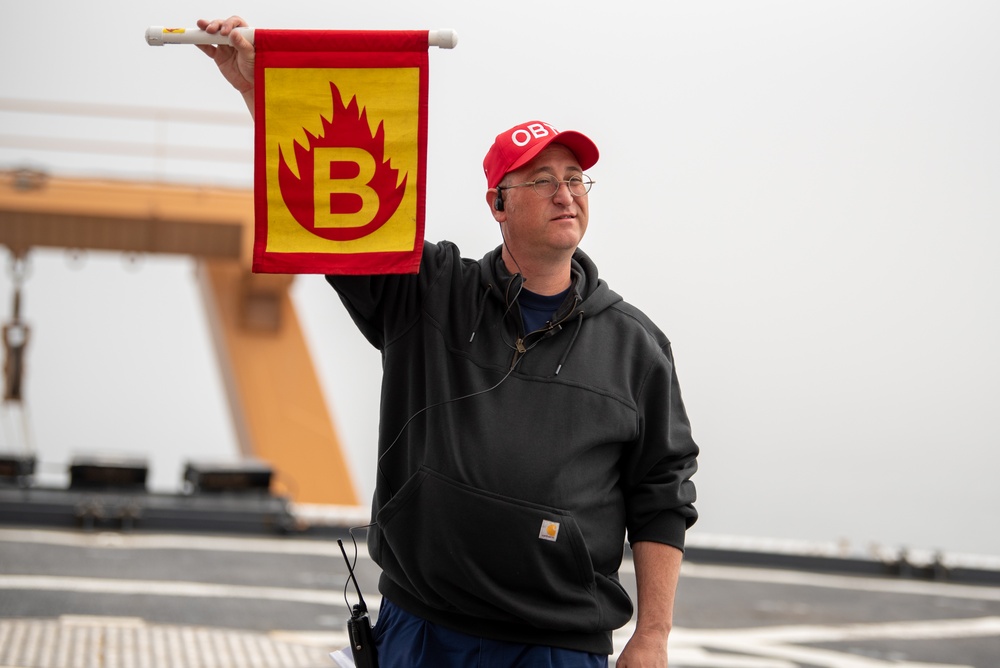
145, 27, 458, 49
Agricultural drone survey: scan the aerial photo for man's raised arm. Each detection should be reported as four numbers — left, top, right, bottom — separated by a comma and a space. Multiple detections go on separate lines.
196, 16, 256, 118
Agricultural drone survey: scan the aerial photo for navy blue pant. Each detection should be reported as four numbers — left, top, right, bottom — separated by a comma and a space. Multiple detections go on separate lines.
373, 598, 609, 668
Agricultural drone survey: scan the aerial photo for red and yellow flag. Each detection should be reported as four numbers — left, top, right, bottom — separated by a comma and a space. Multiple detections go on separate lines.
253, 31, 428, 274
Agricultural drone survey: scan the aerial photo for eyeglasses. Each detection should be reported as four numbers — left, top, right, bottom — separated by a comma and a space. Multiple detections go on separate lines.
497, 174, 595, 198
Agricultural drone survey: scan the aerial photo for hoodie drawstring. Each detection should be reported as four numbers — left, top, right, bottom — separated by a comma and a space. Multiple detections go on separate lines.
554, 312, 584, 376
469, 285, 492, 343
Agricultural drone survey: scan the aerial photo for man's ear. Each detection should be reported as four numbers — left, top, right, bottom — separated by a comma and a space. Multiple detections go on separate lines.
486, 188, 506, 222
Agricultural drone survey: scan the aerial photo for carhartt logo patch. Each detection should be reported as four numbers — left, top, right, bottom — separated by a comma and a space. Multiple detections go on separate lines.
539, 519, 560, 542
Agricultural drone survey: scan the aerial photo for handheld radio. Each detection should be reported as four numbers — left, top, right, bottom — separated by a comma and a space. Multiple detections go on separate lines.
338, 539, 379, 668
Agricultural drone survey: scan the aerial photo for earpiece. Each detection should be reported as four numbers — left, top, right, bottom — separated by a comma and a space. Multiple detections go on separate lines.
494, 194, 504, 211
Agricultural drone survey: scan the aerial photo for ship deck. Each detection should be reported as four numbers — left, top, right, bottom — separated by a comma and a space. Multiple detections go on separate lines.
1, 488, 998, 667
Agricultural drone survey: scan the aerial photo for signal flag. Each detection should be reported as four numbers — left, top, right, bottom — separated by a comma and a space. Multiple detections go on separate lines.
253, 30, 431, 274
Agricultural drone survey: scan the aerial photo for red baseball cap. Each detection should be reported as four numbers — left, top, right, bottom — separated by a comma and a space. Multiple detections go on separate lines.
483, 120, 599, 189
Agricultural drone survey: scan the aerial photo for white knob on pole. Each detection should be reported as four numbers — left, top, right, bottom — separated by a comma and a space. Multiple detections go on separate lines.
428, 30, 458, 49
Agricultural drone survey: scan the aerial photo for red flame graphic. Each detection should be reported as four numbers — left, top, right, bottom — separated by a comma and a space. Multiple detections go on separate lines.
278, 83, 407, 241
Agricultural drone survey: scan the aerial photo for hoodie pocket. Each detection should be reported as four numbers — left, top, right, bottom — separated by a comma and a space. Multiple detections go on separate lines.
375, 466, 608, 632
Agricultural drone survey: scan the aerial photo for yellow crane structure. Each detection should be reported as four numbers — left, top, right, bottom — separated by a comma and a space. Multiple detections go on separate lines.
0, 168, 358, 506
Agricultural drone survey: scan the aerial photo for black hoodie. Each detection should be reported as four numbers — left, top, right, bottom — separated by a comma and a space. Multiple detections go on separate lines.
326, 240, 698, 654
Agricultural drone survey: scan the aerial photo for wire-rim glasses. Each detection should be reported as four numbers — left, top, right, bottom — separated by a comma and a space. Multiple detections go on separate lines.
497, 174, 595, 198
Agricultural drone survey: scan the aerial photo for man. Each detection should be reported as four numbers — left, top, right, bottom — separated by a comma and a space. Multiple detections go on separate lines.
198, 17, 698, 667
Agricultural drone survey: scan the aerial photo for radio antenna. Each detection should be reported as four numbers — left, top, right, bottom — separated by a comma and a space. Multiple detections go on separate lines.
338, 539, 369, 615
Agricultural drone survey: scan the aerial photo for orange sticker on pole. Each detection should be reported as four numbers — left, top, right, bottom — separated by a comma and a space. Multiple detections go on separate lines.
253, 30, 429, 274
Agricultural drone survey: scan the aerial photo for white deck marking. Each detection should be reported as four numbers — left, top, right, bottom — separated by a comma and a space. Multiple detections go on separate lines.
609, 617, 1000, 668
0, 574, 346, 606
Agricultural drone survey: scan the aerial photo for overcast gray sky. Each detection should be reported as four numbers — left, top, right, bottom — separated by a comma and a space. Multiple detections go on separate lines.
1, 1, 998, 557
